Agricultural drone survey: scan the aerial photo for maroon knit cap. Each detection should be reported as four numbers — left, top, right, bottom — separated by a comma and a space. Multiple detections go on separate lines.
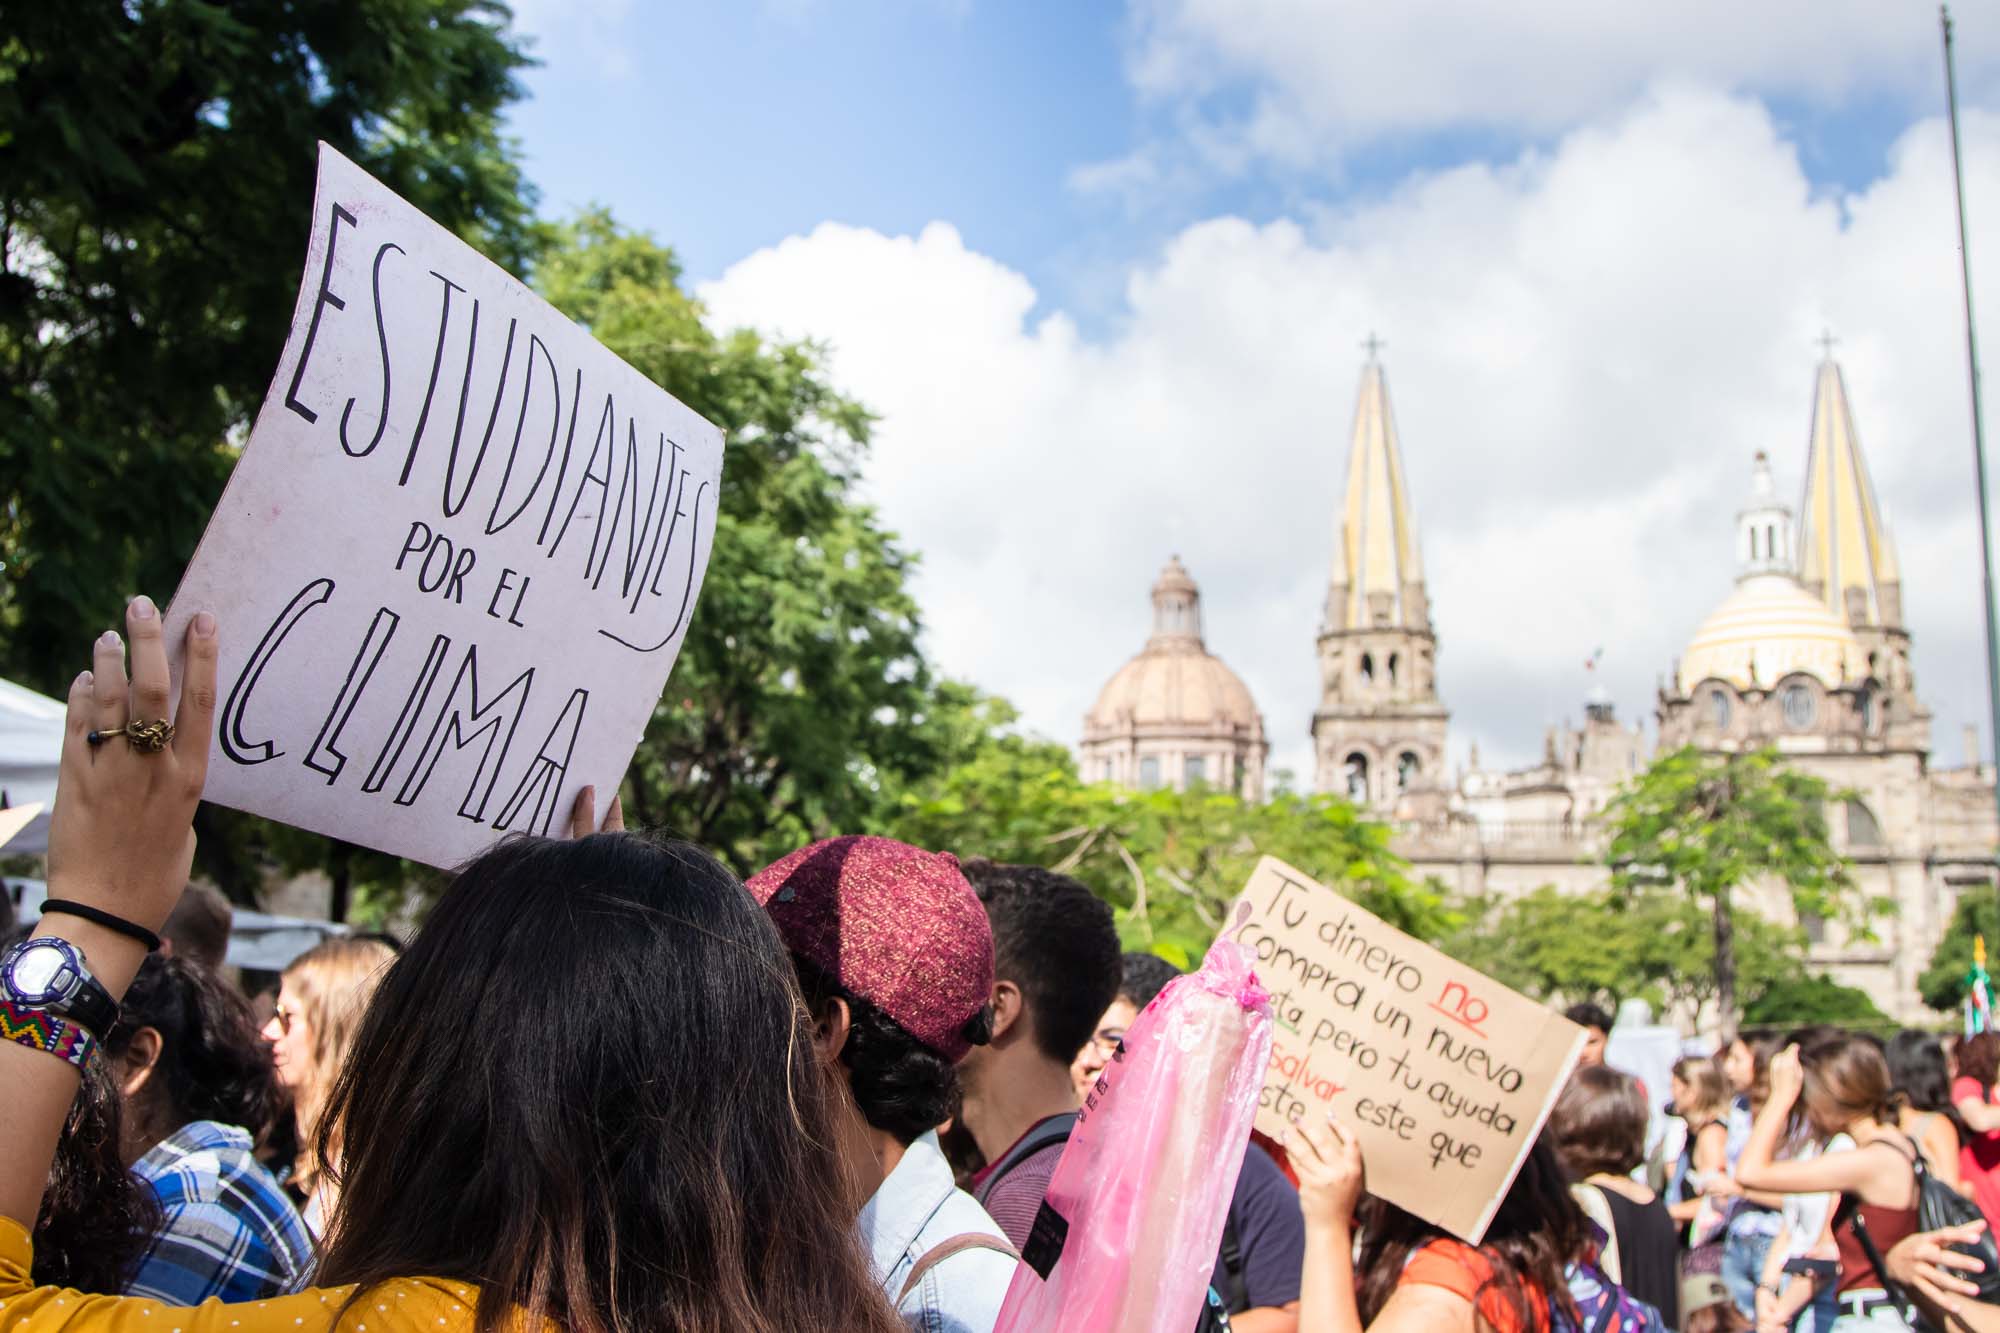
746, 836, 995, 1062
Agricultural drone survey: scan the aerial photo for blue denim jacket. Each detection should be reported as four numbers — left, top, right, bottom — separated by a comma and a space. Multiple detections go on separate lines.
860, 1130, 1020, 1333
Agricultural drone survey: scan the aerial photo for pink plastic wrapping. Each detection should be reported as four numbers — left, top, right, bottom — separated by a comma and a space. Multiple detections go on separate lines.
992, 931, 1274, 1333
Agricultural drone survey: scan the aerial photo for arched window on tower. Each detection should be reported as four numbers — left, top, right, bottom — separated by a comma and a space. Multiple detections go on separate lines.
1344, 753, 1369, 802
1359, 653, 1375, 686
1139, 756, 1161, 790
1767, 523, 1778, 560
1749, 528, 1760, 561
1844, 798, 1884, 849
1397, 751, 1419, 792
1388, 653, 1401, 687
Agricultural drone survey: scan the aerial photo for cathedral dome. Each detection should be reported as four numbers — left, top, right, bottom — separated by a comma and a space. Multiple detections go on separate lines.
1086, 557, 1262, 732
1087, 642, 1263, 731
1678, 573, 1869, 694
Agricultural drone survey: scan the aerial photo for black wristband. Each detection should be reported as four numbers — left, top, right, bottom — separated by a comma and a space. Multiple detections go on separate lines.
39, 899, 164, 952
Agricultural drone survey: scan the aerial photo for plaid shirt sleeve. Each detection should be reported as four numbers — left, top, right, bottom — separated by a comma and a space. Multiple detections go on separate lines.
124, 1140, 314, 1305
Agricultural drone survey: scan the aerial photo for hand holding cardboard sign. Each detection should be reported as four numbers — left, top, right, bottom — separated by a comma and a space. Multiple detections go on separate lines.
1221, 856, 1585, 1242
1290, 1112, 1366, 1230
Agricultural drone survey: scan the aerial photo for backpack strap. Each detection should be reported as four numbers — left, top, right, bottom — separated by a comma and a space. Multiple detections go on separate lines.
974, 1112, 1078, 1206
1217, 1209, 1249, 1313
1836, 1194, 1912, 1310
896, 1232, 1021, 1303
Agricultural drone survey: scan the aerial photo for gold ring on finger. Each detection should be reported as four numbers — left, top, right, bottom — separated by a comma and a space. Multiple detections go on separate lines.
86, 719, 175, 754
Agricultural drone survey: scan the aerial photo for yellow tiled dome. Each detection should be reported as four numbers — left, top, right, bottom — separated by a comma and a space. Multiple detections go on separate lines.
1679, 573, 1870, 694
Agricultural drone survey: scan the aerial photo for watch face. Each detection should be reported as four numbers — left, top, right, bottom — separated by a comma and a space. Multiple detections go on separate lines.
8, 942, 76, 1003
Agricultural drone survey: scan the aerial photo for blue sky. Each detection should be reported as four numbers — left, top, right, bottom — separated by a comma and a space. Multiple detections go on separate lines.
502, 1, 2000, 779
510, 2, 1132, 318
508, 2, 1941, 322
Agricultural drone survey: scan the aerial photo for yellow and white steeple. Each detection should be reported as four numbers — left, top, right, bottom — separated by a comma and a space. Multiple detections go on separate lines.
1314, 341, 1448, 811
1324, 343, 1430, 634
1796, 348, 1904, 633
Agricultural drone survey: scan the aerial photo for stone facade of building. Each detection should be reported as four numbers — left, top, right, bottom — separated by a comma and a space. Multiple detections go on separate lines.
1078, 347, 1999, 1022
1377, 353, 1997, 1022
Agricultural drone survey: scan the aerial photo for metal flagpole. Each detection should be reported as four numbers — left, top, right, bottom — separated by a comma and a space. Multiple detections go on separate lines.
1941, 5, 2000, 931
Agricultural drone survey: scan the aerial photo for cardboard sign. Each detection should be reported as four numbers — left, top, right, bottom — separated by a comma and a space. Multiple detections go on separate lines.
1226, 856, 1583, 1243
164, 143, 723, 867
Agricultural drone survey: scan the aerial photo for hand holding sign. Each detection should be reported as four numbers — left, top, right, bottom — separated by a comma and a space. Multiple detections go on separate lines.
164, 144, 723, 867
1289, 1112, 1366, 1231
1223, 856, 1584, 1243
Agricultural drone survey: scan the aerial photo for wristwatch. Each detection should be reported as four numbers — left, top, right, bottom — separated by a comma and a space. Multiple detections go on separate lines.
1, 936, 119, 1037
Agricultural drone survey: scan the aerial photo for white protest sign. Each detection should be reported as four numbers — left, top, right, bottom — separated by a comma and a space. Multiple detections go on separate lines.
1225, 857, 1584, 1244
164, 143, 722, 867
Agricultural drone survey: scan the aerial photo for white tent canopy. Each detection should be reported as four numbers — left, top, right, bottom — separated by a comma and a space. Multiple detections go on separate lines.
0, 677, 62, 855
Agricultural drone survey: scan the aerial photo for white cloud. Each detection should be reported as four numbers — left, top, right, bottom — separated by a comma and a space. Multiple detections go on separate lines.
700, 87, 2000, 783
1112, 0, 2000, 170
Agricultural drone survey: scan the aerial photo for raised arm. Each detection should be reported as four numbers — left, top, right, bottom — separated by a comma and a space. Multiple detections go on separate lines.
1734, 1047, 1889, 1196
0, 598, 215, 1227
1292, 1114, 1367, 1333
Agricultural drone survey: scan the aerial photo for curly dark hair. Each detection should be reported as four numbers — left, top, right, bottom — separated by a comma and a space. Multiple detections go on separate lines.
959, 859, 1121, 1065
791, 954, 991, 1146
33, 1056, 162, 1292
105, 953, 280, 1141
1118, 951, 1183, 1011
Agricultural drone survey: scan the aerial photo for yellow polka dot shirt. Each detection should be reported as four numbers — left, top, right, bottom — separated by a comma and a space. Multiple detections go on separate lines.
0, 1218, 483, 1330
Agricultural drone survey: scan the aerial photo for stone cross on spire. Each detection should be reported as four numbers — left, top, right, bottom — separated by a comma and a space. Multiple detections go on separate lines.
1817, 327, 1839, 360
1361, 331, 1386, 363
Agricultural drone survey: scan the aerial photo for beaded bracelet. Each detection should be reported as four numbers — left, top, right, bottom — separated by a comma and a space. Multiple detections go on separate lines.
0, 998, 97, 1070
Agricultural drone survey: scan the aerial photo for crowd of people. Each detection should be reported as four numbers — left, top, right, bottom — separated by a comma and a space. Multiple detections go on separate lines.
1, 602, 1999, 1331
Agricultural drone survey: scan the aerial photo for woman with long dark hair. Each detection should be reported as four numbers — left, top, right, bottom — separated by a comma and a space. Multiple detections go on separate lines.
1290, 1111, 1589, 1331
105, 954, 313, 1303
0, 600, 905, 1332
1884, 1029, 1963, 1190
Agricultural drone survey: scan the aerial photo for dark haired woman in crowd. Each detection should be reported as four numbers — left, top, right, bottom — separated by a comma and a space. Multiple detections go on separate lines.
0, 600, 905, 1331
1290, 1111, 1590, 1331
1717, 1031, 1789, 1315
1953, 1030, 2000, 1226
1551, 1065, 1680, 1326
106, 953, 313, 1304
1884, 1029, 1962, 1190
1737, 1034, 1922, 1329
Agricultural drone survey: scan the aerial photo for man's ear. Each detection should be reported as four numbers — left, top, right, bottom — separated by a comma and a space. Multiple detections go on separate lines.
987, 980, 1025, 1044
117, 1026, 165, 1101
812, 996, 853, 1065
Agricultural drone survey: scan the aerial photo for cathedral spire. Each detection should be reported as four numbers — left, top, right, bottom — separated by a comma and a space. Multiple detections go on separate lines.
1313, 346, 1448, 810
1325, 355, 1429, 633
1796, 348, 1903, 630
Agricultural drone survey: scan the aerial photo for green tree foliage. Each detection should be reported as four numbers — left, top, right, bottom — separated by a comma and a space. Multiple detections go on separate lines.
0, 0, 537, 691
1604, 746, 1853, 1043
1919, 893, 2000, 1012
889, 745, 1453, 966
536, 212, 991, 873
1743, 973, 1891, 1029
1444, 885, 1797, 1027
